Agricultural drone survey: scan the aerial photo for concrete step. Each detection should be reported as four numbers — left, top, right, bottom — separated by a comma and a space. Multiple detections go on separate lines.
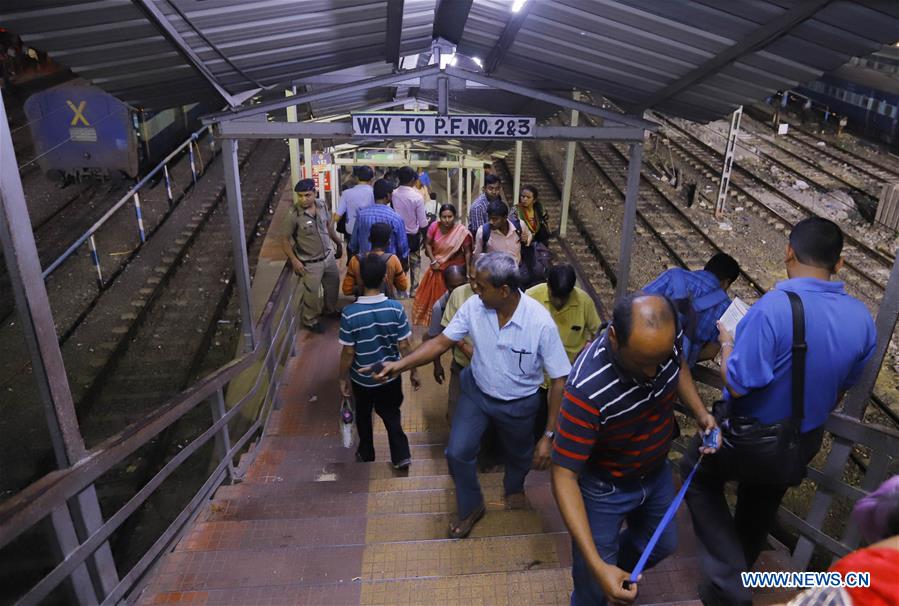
205, 484, 514, 521
144, 533, 569, 594
178, 509, 549, 552
243, 454, 451, 483
217, 469, 505, 499
140, 567, 575, 605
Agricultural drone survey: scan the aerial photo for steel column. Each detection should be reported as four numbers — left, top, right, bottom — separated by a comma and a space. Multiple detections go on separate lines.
615, 142, 644, 301
303, 138, 313, 180
285, 88, 301, 202
559, 101, 580, 239
330, 164, 339, 213
437, 76, 449, 115
1, 90, 118, 604
513, 140, 522, 209
209, 390, 236, 482
457, 161, 463, 219
221, 138, 256, 352
465, 150, 472, 217
714, 106, 742, 218
446, 168, 451, 203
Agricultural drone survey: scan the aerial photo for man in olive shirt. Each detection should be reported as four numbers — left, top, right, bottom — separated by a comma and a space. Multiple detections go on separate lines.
526, 264, 601, 440
281, 179, 342, 332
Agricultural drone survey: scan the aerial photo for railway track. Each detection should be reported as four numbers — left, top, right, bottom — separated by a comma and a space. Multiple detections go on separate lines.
736, 115, 880, 198
654, 115, 891, 308
785, 129, 899, 186
0, 138, 279, 503
748, 104, 899, 179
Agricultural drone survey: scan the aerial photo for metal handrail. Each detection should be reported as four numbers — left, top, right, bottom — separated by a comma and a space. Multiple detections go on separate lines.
0, 263, 299, 604
42, 125, 212, 279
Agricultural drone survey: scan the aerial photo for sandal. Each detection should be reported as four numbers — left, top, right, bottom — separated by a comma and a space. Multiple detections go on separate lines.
448, 503, 486, 539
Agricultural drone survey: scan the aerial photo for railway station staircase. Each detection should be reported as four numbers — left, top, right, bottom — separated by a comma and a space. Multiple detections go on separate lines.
135, 310, 796, 605
133, 160, 797, 604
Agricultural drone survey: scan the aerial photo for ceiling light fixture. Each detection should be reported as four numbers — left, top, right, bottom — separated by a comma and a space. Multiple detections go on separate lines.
511, 0, 528, 13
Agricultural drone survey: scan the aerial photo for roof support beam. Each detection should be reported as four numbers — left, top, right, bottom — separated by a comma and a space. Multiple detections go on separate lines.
131, 0, 241, 107
204, 65, 442, 122
442, 66, 656, 130
385, 0, 405, 67
640, 0, 834, 110
216, 120, 645, 141
485, 0, 533, 74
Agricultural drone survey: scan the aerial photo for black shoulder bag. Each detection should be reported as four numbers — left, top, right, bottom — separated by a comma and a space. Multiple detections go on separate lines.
713, 291, 808, 486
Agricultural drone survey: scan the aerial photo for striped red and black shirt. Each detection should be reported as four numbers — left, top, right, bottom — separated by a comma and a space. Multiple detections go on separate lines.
552, 330, 682, 480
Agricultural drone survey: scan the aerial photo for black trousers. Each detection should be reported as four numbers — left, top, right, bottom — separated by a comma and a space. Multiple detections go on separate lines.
680, 427, 824, 605
351, 379, 411, 465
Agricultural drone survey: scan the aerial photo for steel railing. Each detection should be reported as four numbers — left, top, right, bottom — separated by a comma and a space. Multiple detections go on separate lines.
0, 263, 300, 605
42, 126, 214, 281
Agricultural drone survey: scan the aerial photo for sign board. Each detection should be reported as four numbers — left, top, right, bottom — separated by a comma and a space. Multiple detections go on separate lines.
303, 152, 332, 192
352, 113, 536, 139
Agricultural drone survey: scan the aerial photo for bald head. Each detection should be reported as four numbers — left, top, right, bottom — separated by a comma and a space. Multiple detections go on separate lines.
444, 264, 468, 291
610, 293, 677, 379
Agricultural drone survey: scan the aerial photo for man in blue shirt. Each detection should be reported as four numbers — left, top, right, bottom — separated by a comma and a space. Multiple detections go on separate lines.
350, 179, 410, 261
682, 217, 876, 606
467, 174, 519, 236
370, 252, 571, 539
335, 165, 375, 243
643, 253, 740, 367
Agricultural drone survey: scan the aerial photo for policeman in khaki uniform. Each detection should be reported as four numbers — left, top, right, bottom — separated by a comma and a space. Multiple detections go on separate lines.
281, 179, 342, 332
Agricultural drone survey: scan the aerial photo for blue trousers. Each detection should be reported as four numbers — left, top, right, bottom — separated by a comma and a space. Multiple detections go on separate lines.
445, 367, 540, 519
571, 462, 678, 606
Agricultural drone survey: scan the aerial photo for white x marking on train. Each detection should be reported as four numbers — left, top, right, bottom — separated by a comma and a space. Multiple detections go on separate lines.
66, 100, 90, 126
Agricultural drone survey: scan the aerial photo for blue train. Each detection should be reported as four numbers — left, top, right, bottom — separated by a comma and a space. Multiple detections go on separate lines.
24, 81, 205, 181
795, 64, 899, 150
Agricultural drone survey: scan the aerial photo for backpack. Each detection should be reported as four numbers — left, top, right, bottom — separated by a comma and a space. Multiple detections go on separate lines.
354, 252, 397, 299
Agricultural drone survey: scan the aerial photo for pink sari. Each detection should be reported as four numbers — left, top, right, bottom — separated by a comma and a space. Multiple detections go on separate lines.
412, 223, 470, 325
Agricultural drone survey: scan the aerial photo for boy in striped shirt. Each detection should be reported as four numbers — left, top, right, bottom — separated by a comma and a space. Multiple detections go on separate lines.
338, 253, 420, 468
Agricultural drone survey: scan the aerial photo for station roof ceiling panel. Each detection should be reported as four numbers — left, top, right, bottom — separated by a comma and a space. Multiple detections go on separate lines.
1, 0, 436, 110
457, 0, 899, 122
2, 0, 898, 124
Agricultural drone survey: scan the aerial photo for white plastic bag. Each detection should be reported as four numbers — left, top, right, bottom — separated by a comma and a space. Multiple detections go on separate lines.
339, 398, 357, 449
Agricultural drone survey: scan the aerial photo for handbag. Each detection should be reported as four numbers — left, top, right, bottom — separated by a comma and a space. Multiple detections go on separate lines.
714, 291, 809, 486
336, 213, 348, 235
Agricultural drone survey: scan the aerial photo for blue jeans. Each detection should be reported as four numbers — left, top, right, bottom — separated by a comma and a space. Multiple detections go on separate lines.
445, 367, 540, 519
571, 462, 678, 606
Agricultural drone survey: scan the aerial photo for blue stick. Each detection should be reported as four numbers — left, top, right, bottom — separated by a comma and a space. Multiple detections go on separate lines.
629, 453, 704, 583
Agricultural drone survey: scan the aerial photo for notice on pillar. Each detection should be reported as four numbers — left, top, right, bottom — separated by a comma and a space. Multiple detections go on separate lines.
352, 114, 536, 139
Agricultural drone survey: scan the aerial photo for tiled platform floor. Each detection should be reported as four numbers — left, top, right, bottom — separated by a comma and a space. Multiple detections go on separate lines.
137, 308, 797, 605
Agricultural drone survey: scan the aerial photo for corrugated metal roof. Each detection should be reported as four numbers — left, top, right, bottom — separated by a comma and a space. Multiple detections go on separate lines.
456, 0, 899, 122
2, 0, 898, 123
1, 0, 436, 110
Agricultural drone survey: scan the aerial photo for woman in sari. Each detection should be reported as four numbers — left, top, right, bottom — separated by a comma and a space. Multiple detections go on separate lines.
516, 185, 553, 287
412, 203, 471, 326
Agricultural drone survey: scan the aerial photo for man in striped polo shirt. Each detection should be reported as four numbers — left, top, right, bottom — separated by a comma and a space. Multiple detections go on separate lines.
551, 294, 719, 606
338, 253, 420, 468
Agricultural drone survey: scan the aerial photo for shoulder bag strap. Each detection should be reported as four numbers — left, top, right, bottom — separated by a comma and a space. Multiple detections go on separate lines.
785, 291, 806, 433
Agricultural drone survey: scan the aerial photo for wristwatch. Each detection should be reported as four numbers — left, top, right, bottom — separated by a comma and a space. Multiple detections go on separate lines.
543, 430, 555, 440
